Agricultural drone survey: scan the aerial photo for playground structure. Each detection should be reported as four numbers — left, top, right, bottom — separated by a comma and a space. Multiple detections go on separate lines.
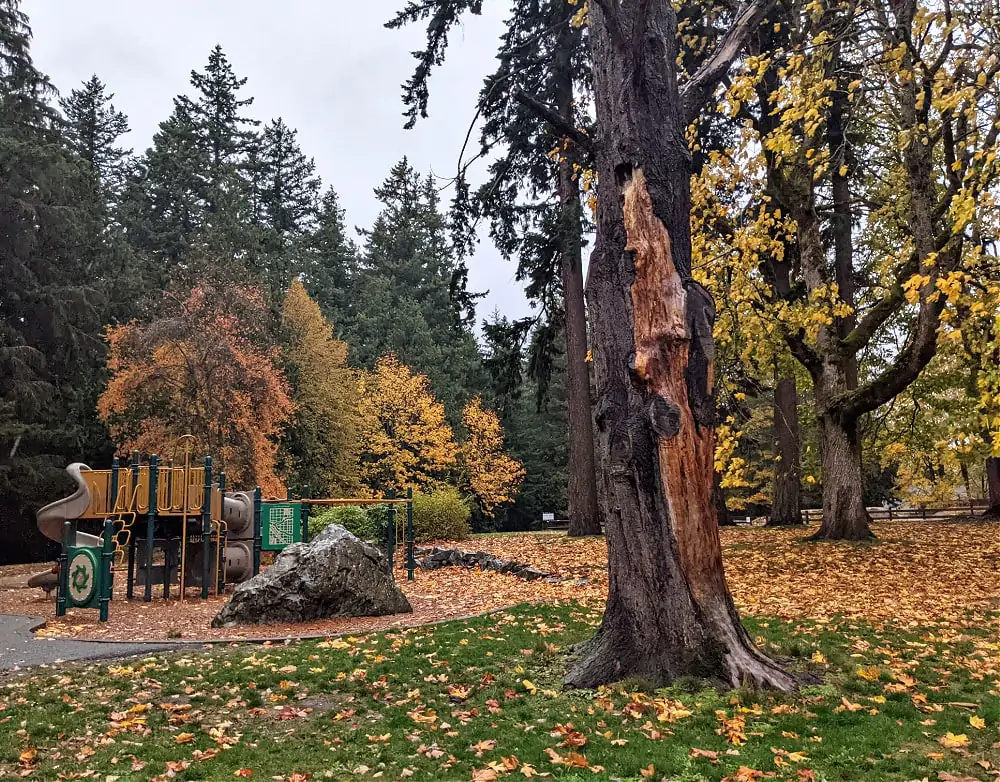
31, 450, 417, 623
33, 452, 260, 619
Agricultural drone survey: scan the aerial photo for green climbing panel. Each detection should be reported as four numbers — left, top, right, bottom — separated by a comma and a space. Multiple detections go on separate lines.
66, 547, 103, 609
261, 503, 302, 551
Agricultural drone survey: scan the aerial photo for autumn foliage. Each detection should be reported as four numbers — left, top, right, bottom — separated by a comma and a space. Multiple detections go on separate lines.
98, 284, 294, 495
356, 353, 458, 494
280, 279, 360, 496
460, 396, 525, 516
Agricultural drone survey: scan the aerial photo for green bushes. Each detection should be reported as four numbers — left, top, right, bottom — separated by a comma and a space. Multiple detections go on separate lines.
308, 505, 386, 543
412, 487, 471, 542
305, 486, 471, 545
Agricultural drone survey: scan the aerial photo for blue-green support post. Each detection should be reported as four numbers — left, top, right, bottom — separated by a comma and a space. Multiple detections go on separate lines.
100, 519, 115, 622
252, 487, 262, 576
406, 487, 415, 580
127, 451, 139, 600
144, 454, 159, 603
166, 459, 174, 510
301, 485, 310, 543
385, 490, 396, 572
110, 457, 120, 515
201, 456, 213, 600
217, 473, 227, 594
56, 520, 71, 617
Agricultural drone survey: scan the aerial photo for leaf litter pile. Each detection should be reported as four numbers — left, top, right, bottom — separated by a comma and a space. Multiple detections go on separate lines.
0, 520, 998, 780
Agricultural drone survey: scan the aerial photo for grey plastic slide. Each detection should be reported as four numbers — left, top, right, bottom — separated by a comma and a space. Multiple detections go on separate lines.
36, 463, 101, 547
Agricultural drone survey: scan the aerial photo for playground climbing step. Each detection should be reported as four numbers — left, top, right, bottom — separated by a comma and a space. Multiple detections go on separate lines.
0, 614, 176, 671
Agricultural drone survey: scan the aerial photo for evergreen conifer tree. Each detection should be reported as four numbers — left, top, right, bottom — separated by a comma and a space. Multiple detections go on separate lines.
255, 117, 321, 297
60, 75, 131, 204
349, 159, 484, 420
0, 0, 106, 561
301, 187, 358, 329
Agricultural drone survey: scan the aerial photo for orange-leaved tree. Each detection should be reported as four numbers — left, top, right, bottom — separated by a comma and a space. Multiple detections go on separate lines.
459, 395, 524, 518
98, 283, 294, 495
356, 353, 456, 494
281, 279, 360, 496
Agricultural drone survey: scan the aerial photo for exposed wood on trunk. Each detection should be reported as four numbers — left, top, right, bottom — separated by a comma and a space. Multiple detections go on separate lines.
770, 370, 801, 526
568, 0, 793, 691
626, 170, 722, 605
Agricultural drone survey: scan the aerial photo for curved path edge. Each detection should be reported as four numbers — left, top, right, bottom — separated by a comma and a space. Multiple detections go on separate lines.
0, 604, 538, 669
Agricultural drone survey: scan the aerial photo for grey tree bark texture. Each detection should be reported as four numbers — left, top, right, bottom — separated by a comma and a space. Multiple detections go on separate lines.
554, 26, 602, 538
566, 0, 794, 691
770, 370, 802, 526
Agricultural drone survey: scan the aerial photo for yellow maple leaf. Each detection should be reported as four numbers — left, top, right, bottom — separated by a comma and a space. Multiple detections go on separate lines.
938, 732, 970, 748
970, 715, 986, 730
855, 665, 881, 681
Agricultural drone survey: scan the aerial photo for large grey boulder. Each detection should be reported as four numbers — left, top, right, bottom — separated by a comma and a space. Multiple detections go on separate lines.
212, 525, 412, 627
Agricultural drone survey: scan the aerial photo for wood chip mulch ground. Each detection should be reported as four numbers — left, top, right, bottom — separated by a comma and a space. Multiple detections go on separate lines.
0, 538, 607, 643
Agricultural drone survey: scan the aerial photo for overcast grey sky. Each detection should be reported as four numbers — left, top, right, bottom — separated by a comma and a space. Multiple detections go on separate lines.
29, 0, 532, 328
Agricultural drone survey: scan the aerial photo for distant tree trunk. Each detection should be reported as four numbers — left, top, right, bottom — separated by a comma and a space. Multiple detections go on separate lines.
828, 40, 858, 392
813, 413, 873, 540
559, 92, 601, 537
714, 471, 734, 526
554, 36, 601, 538
566, 0, 793, 691
985, 457, 1000, 517
770, 370, 801, 526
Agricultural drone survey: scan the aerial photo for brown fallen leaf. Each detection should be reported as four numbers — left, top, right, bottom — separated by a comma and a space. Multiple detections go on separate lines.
689, 747, 720, 764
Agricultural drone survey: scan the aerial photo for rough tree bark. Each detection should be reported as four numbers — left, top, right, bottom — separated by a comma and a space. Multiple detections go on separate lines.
554, 31, 602, 538
566, 0, 793, 691
770, 367, 801, 526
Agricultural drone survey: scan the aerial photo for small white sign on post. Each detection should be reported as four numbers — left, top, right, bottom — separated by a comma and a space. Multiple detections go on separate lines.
542, 512, 555, 523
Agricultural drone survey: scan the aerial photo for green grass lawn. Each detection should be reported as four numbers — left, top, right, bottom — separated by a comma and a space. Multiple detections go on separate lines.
2, 602, 997, 781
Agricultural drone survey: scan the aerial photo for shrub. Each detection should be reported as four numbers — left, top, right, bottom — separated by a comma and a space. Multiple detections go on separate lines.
308, 505, 386, 543
412, 487, 471, 542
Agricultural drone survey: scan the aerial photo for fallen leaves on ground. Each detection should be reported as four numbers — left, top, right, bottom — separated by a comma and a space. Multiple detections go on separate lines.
0, 521, 998, 781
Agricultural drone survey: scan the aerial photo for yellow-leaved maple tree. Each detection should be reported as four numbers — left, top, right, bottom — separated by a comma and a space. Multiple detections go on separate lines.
459, 395, 525, 517
97, 284, 293, 495
356, 353, 456, 494
281, 279, 360, 496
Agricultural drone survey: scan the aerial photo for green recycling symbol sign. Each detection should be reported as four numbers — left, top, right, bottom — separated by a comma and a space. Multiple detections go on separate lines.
67, 549, 98, 607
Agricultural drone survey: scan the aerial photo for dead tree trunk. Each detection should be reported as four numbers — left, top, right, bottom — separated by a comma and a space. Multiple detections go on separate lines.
567, 0, 793, 691
770, 369, 801, 526
554, 34, 602, 538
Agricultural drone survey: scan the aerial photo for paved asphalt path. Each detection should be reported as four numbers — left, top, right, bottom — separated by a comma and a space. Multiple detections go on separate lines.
0, 615, 176, 671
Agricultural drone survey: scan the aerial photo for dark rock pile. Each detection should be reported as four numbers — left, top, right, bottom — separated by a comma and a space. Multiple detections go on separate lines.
414, 547, 588, 585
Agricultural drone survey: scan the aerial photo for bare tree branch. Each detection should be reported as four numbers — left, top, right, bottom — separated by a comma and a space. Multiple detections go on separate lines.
679, 0, 775, 126
513, 90, 595, 157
